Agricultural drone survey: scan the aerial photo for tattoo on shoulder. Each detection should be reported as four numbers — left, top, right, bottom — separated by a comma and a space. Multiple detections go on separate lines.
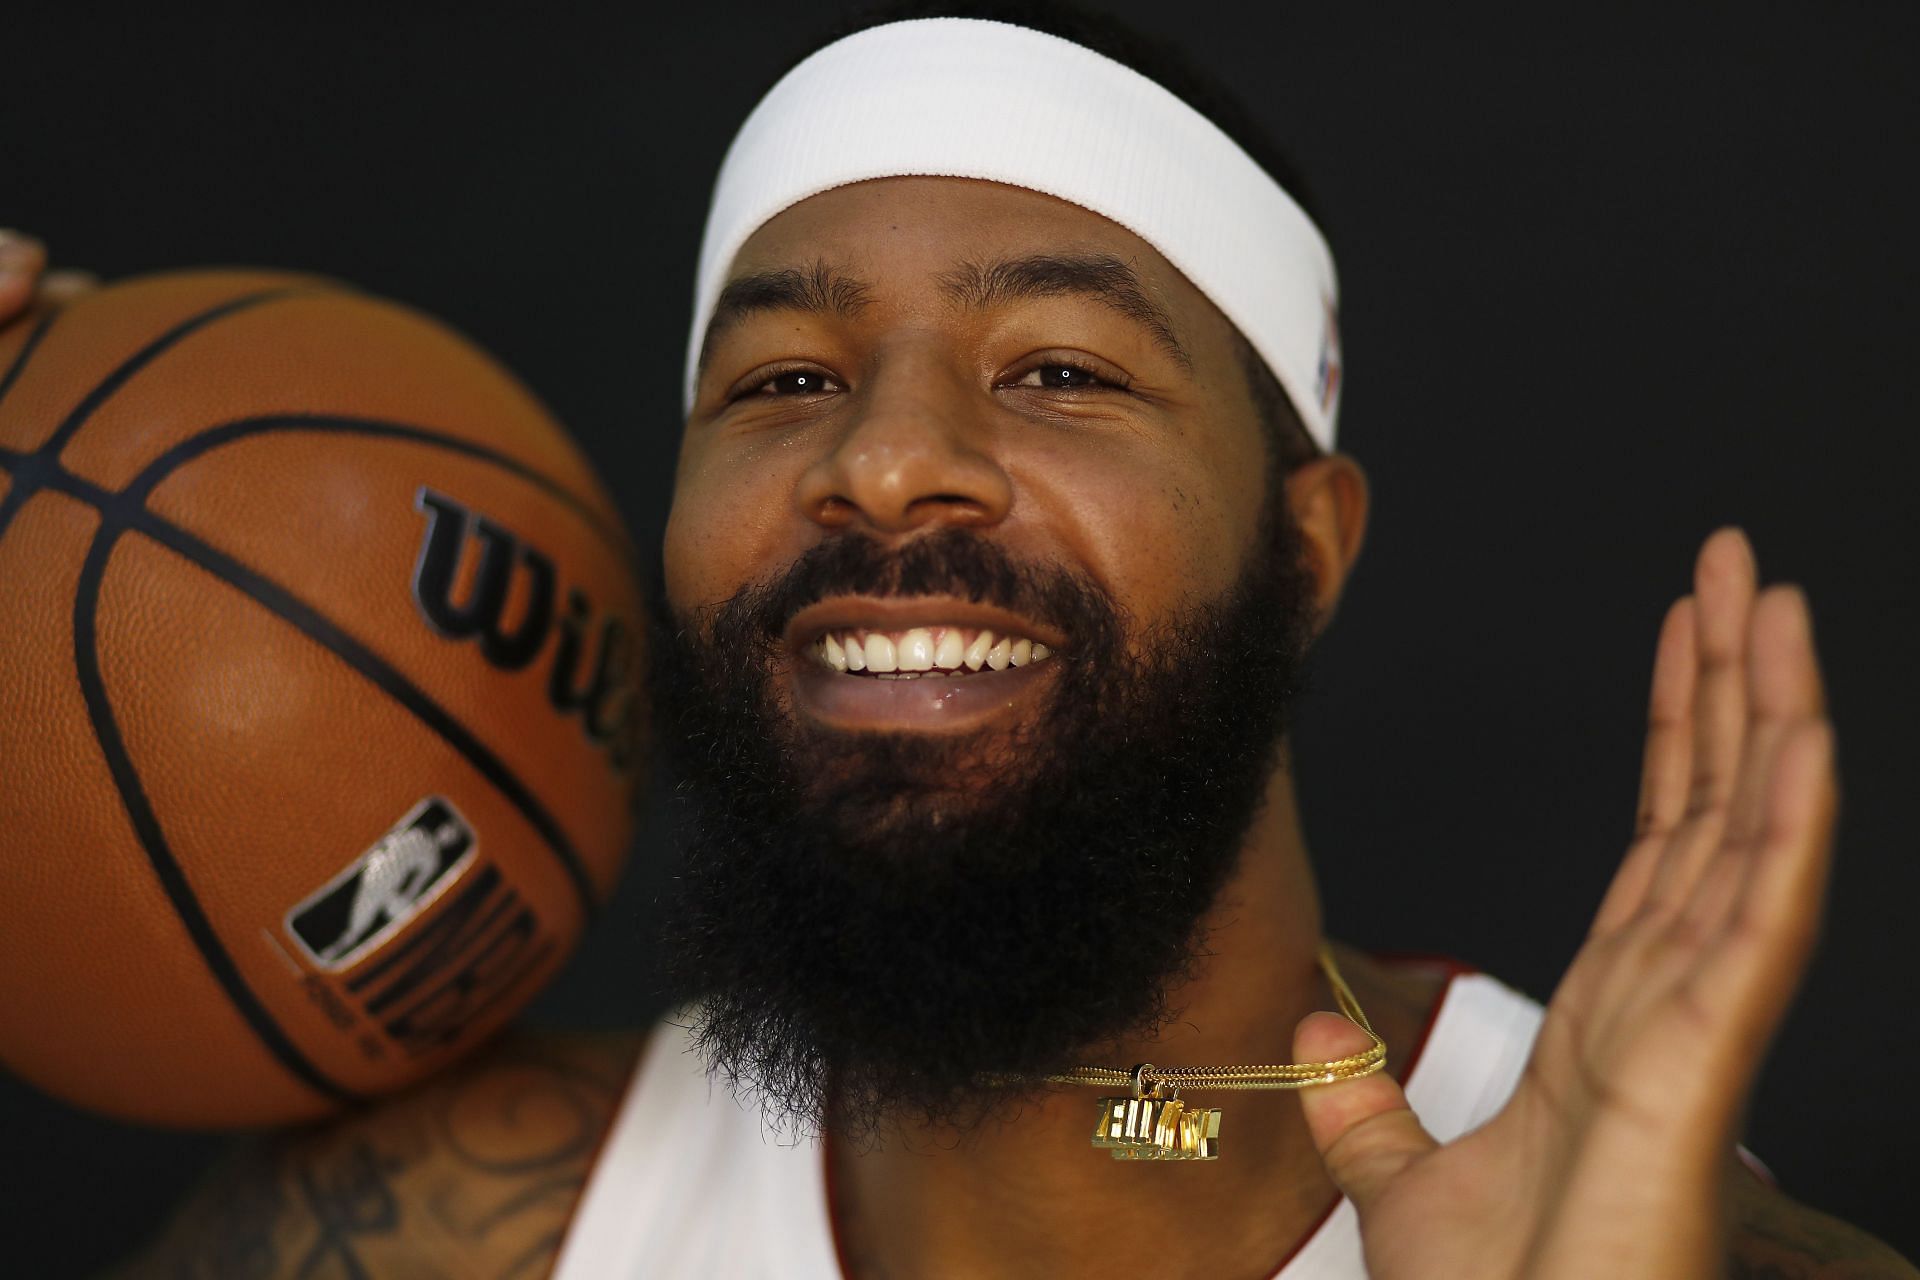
156, 1144, 289, 1280
116, 1032, 645, 1280
1730, 1181, 1920, 1280
290, 1138, 405, 1280
419, 1036, 637, 1280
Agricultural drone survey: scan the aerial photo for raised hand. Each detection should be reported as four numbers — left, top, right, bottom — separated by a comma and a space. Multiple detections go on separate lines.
1296, 527, 1840, 1278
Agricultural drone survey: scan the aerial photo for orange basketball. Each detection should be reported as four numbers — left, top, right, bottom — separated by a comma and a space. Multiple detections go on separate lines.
0, 270, 646, 1127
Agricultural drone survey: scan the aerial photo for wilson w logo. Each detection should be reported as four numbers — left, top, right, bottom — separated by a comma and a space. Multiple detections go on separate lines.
411, 488, 641, 767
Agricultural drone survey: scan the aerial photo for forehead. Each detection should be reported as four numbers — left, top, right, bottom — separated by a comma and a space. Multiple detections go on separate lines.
726, 175, 1213, 320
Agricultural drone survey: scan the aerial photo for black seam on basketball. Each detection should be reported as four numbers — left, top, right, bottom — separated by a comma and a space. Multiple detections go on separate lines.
24, 284, 620, 1108
0, 288, 314, 542
21, 464, 114, 508
126, 509, 603, 922
71, 523, 363, 1108
122, 413, 638, 569
0, 311, 58, 417
45, 289, 310, 459
25, 416, 621, 926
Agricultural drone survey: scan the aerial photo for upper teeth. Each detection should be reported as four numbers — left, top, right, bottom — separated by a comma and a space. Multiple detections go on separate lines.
811, 627, 1053, 675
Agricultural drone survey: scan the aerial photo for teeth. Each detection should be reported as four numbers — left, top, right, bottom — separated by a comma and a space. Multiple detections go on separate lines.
898, 628, 934, 671
963, 631, 993, 670
811, 625, 1058, 675
934, 629, 966, 670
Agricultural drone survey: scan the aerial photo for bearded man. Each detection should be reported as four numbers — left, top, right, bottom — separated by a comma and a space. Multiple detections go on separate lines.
10, 4, 1912, 1278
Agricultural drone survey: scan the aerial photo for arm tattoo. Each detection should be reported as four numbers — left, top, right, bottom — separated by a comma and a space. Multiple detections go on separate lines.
162, 1147, 287, 1280
290, 1140, 404, 1280
111, 1033, 642, 1280
422, 1051, 625, 1279
1729, 1176, 1920, 1280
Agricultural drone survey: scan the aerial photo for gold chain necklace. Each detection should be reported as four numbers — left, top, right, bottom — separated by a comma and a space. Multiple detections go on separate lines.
1049, 944, 1385, 1162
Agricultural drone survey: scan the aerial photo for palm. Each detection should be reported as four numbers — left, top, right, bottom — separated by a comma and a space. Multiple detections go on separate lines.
1298, 528, 1837, 1279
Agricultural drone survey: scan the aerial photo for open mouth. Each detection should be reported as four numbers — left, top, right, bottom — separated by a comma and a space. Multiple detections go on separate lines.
807, 625, 1054, 678
784, 598, 1066, 731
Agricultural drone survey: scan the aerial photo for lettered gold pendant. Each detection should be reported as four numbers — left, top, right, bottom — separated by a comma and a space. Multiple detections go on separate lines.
1091, 1095, 1222, 1160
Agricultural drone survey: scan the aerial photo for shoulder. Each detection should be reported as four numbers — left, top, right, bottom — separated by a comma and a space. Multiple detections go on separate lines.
1728, 1167, 1919, 1279
103, 1028, 648, 1280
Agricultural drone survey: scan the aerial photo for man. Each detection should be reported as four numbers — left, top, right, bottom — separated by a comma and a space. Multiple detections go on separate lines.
7, 4, 1913, 1277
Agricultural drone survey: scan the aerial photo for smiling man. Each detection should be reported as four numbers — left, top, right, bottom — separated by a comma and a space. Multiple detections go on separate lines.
48, 3, 1916, 1279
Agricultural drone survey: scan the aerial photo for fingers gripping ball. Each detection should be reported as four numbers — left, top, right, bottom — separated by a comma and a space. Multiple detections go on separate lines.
0, 271, 646, 1127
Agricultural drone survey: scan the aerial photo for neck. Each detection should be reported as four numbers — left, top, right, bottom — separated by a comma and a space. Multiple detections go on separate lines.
829, 749, 1400, 1280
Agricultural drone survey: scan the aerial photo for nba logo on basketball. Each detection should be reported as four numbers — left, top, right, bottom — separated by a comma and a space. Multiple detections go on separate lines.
286, 797, 477, 971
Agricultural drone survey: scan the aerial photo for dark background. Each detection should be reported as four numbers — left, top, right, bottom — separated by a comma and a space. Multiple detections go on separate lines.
7, 2, 1917, 1272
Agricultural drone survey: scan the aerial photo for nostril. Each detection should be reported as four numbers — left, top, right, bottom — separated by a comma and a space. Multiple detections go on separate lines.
905, 495, 992, 525
812, 495, 860, 525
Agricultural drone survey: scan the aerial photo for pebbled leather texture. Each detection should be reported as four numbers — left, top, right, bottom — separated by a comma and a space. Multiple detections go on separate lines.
0, 271, 647, 1128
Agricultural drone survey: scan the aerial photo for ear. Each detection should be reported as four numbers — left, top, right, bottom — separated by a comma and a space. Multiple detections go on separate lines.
1283, 453, 1370, 629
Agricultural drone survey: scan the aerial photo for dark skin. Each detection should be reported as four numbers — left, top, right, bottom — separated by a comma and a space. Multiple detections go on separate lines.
1, 192, 1909, 1279
97, 1031, 646, 1280
95, 1031, 1915, 1280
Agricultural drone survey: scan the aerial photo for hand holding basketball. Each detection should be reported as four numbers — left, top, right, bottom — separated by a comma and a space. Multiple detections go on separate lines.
0, 230, 96, 323
0, 270, 646, 1127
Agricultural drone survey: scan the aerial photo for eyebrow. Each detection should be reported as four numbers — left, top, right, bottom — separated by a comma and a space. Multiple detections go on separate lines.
936, 252, 1191, 369
696, 251, 1192, 375
698, 260, 875, 373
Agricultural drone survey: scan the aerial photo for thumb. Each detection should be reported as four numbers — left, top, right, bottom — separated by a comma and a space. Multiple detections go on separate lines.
1294, 1010, 1438, 1213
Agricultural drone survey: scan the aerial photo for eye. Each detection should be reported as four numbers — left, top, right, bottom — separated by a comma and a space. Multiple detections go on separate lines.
735, 366, 843, 399
1005, 358, 1130, 393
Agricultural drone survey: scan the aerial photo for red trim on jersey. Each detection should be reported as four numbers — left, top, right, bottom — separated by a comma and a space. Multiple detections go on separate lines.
1251, 955, 1474, 1274
1737, 1145, 1779, 1189
1261, 1179, 1346, 1279
825, 1122, 855, 1280
1252, 951, 1473, 1279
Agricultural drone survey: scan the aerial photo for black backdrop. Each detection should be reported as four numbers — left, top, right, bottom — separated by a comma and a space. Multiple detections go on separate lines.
6, 2, 1917, 1272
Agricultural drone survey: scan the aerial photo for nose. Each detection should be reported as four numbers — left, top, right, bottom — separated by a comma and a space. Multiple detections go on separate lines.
794, 358, 1014, 535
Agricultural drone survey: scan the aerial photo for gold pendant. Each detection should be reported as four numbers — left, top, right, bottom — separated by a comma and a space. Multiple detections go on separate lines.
1055, 945, 1382, 1163
1091, 1091, 1222, 1160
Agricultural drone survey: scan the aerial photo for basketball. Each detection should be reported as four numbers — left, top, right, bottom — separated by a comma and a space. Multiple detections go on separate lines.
0, 270, 646, 1128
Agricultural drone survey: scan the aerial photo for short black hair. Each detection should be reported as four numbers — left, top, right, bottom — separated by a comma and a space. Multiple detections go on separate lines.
809, 0, 1328, 473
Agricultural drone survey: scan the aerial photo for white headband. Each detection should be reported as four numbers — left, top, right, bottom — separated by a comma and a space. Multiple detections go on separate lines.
685, 17, 1343, 451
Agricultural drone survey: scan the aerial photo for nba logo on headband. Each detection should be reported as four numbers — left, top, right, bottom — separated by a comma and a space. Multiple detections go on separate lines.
1316, 297, 1343, 421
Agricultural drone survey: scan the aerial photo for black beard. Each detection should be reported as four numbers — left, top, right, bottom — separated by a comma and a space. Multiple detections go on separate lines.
648, 492, 1318, 1142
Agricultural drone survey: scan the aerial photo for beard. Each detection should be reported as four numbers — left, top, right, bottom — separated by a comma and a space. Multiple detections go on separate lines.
647, 482, 1319, 1143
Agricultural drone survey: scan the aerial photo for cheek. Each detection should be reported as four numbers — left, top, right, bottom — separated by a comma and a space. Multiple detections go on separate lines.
1013, 434, 1261, 617
662, 438, 804, 612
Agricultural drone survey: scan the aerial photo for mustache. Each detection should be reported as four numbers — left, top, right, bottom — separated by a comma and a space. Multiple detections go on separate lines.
733, 526, 1112, 643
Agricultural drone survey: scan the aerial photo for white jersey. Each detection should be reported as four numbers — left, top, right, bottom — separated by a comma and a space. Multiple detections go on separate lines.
554, 968, 1545, 1279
